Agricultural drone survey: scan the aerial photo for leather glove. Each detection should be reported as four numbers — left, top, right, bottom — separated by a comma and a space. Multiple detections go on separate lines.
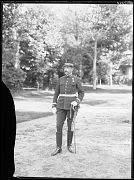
52, 103, 57, 114
71, 101, 77, 107
52, 107, 57, 114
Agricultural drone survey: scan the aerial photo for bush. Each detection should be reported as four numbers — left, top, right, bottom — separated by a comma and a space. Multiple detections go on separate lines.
2, 67, 26, 92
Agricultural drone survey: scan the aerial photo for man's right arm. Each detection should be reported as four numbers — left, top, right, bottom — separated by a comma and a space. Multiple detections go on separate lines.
52, 78, 60, 108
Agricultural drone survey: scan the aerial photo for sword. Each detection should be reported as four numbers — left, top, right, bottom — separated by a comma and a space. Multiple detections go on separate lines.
73, 110, 77, 153
70, 105, 78, 154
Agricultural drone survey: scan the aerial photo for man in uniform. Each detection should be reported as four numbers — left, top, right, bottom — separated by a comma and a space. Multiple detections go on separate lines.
51, 62, 84, 156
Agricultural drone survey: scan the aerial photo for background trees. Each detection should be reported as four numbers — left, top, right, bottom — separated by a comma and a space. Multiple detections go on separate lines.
2, 3, 133, 91
2, 3, 26, 91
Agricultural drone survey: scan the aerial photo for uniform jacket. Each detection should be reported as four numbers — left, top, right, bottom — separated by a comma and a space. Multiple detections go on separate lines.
53, 75, 84, 110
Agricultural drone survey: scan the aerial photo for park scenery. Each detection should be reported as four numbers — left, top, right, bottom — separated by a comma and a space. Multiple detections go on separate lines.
2, 3, 132, 179
13, 84, 132, 178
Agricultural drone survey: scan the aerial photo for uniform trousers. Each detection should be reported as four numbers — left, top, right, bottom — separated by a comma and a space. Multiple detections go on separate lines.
56, 108, 74, 133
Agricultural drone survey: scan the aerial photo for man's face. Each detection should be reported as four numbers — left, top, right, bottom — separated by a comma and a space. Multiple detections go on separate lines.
64, 66, 73, 76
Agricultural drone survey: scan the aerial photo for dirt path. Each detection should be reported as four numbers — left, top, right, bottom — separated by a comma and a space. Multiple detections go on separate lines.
13, 86, 132, 178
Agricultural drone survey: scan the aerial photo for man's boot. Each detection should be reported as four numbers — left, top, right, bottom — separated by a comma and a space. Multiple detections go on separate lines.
51, 132, 62, 156
67, 131, 74, 153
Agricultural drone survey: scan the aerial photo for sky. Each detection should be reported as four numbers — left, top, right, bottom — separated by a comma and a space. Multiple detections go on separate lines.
20, 3, 133, 17
20, 3, 133, 11
20, 3, 89, 14
19, 3, 133, 24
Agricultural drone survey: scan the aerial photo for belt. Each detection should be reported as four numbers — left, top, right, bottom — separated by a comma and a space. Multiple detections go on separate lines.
59, 94, 77, 97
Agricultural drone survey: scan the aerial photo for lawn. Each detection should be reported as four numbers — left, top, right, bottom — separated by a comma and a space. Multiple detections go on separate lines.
16, 111, 53, 123
13, 84, 132, 124
14, 85, 132, 178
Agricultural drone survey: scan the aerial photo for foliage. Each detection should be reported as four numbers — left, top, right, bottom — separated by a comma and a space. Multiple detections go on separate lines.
17, 5, 64, 89
2, 3, 133, 90
60, 4, 132, 84
2, 66, 26, 91
2, 3, 26, 91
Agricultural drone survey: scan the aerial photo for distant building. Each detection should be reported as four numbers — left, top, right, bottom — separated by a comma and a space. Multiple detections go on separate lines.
118, 50, 132, 85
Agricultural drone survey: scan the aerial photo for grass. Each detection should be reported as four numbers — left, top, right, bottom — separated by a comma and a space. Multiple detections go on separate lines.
83, 84, 132, 94
14, 84, 132, 124
16, 111, 53, 124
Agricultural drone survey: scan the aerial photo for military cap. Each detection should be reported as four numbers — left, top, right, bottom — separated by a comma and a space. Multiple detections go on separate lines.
63, 62, 74, 68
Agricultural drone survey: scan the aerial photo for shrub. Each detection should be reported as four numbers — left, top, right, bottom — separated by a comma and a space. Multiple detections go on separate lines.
2, 67, 26, 92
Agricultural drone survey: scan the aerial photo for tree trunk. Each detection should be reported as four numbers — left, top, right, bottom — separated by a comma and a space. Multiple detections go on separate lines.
13, 27, 20, 69
109, 74, 112, 86
93, 39, 97, 90
36, 81, 39, 91
109, 62, 113, 86
15, 40, 20, 69
99, 78, 101, 85
79, 61, 83, 79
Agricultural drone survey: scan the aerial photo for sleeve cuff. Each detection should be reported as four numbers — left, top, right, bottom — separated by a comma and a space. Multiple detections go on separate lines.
52, 103, 57, 105
52, 103, 57, 108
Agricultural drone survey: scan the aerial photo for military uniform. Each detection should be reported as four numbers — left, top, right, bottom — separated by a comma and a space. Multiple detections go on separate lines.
53, 75, 84, 109
51, 68, 84, 155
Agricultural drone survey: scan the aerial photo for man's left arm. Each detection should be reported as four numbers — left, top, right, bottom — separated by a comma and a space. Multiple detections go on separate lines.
76, 77, 84, 105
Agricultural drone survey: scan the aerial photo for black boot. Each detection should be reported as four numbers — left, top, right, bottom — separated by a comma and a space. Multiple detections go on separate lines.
51, 132, 62, 156
67, 131, 74, 153
51, 147, 62, 156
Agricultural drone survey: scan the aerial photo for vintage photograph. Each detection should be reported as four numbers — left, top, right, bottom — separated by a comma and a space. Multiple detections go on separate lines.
1, 2, 133, 179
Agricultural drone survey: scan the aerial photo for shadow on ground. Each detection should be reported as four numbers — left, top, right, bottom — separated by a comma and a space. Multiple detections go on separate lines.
83, 85, 132, 94
81, 100, 107, 106
16, 111, 53, 123
14, 90, 53, 101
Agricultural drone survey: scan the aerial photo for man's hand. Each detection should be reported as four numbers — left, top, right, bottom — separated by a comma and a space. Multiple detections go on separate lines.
71, 101, 77, 107
52, 103, 57, 114
52, 107, 57, 114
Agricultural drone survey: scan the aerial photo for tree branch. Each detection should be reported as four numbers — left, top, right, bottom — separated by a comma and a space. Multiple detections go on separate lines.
87, 52, 94, 61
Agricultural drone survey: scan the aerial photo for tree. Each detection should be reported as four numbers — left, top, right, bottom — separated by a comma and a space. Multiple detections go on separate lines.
60, 7, 84, 78
17, 4, 64, 89
3, 3, 132, 90
2, 3, 26, 91
79, 4, 133, 87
